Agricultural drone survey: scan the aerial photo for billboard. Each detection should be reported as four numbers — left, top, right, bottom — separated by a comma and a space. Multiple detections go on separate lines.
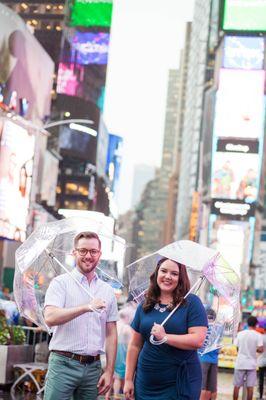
0, 4, 54, 122
211, 151, 259, 202
223, 36, 264, 70
56, 62, 85, 97
222, 0, 266, 32
56, 60, 106, 106
58, 124, 97, 163
214, 69, 265, 139
68, 32, 110, 65
70, 0, 113, 28
41, 151, 59, 207
106, 134, 123, 194
209, 218, 251, 275
0, 120, 35, 241
216, 138, 259, 154
211, 199, 255, 217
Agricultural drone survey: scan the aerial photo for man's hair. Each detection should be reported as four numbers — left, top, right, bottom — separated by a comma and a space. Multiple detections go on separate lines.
74, 231, 101, 249
247, 316, 258, 327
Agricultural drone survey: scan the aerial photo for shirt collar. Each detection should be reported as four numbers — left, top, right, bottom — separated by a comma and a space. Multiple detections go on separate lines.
72, 267, 99, 283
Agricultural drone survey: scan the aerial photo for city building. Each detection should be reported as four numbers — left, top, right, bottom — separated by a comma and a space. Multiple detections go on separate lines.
176, 0, 212, 240
164, 22, 191, 244
131, 164, 155, 209
200, 0, 266, 310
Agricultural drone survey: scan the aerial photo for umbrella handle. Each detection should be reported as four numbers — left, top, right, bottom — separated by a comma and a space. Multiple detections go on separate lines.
149, 334, 168, 345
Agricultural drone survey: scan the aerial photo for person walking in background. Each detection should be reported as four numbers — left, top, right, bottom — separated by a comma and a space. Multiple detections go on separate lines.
257, 323, 266, 400
124, 257, 208, 400
199, 309, 219, 400
105, 305, 135, 399
43, 231, 118, 400
233, 316, 263, 400
199, 348, 219, 400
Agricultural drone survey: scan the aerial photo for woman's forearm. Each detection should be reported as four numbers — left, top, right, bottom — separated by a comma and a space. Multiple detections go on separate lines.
125, 344, 142, 381
166, 333, 205, 350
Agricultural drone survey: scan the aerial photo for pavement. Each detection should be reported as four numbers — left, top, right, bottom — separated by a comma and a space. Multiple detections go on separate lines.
0, 369, 264, 399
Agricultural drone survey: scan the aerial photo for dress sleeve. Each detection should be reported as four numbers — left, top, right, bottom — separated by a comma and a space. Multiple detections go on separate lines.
187, 294, 208, 328
130, 303, 142, 333
44, 278, 66, 308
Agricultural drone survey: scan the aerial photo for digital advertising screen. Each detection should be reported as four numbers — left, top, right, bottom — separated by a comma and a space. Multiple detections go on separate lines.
69, 32, 110, 65
70, 0, 113, 28
211, 151, 259, 202
56, 62, 84, 97
58, 125, 97, 163
223, 36, 264, 70
209, 218, 252, 275
214, 69, 265, 139
106, 134, 123, 194
222, 0, 266, 32
0, 4, 54, 123
0, 120, 35, 241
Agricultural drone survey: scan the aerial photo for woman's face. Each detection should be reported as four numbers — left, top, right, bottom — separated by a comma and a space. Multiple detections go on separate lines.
157, 259, 179, 294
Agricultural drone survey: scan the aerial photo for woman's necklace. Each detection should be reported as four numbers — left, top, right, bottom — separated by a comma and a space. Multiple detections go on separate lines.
154, 302, 173, 312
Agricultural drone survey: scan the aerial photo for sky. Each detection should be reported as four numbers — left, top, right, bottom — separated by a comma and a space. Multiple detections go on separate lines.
104, 0, 195, 214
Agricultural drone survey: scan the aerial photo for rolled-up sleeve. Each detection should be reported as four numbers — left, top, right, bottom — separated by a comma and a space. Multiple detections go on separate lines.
44, 278, 66, 309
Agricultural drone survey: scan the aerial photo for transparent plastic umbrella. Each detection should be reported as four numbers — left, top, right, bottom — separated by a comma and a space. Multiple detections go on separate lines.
14, 217, 126, 331
127, 240, 240, 354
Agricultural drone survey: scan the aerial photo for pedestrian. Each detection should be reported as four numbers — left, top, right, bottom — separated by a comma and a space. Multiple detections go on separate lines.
43, 231, 118, 400
199, 309, 219, 400
257, 325, 266, 400
123, 257, 208, 400
105, 305, 135, 399
233, 315, 263, 400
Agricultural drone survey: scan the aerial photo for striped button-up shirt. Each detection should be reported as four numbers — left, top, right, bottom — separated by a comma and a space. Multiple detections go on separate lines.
44, 268, 118, 356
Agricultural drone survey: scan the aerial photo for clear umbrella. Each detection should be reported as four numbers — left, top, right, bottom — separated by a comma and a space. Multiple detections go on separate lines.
14, 217, 126, 331
127, 240, 240, 354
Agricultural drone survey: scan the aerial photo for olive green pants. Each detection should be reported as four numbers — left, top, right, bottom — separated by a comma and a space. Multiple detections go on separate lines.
44, 352, 102, 400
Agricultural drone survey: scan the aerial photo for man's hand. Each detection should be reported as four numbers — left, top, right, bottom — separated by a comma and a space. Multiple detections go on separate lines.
124, 379, 134, 399
97, 370, 113, 395
88, 298, 106, 312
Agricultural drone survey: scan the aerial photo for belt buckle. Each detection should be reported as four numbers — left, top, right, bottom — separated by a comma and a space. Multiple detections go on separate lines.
79, 354, 84, 363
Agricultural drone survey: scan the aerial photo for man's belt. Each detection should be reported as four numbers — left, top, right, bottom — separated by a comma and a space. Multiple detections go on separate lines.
52, 350, 100, 364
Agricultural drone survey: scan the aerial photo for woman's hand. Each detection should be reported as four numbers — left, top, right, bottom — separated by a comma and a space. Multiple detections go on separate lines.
151, 323, 166, 341
124, 379, 134, 399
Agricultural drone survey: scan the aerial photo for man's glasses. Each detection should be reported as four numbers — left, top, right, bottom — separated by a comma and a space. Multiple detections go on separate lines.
75, 248, 100, 257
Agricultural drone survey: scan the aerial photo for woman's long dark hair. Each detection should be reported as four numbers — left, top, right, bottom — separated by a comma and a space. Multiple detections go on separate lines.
142, 257, 191, 313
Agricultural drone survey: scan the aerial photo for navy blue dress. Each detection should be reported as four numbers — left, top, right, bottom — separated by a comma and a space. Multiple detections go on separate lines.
131, 294, 208, 400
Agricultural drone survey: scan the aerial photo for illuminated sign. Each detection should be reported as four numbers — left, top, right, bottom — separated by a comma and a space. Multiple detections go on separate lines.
209, 218, 252, 275
211, 152, 259, 202
56, 62, 84, 97
217, 138, 259, 154
106, 134, 123, 194
214, 69, 265, 139
211, 199, 255, 217
222, 0, 266, 32
70, 0, 113, 28
0, 120, 35, 241
223, 36, 264, 70
69, 32, 110, 65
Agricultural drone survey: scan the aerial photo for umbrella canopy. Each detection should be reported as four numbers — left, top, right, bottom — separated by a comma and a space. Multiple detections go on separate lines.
127, 240, 240, 353
14, 217, 126, 331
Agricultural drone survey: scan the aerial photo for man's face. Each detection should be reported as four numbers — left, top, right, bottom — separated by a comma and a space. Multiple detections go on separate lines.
73, 237, 102, 275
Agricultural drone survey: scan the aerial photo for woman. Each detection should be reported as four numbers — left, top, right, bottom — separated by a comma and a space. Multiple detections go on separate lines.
124, 257, 208, 400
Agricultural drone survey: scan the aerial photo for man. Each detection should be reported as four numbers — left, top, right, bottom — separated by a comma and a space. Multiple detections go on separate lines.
233, 316, 263, 400
43, 231, 118, 400
199, 309, 219, 400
